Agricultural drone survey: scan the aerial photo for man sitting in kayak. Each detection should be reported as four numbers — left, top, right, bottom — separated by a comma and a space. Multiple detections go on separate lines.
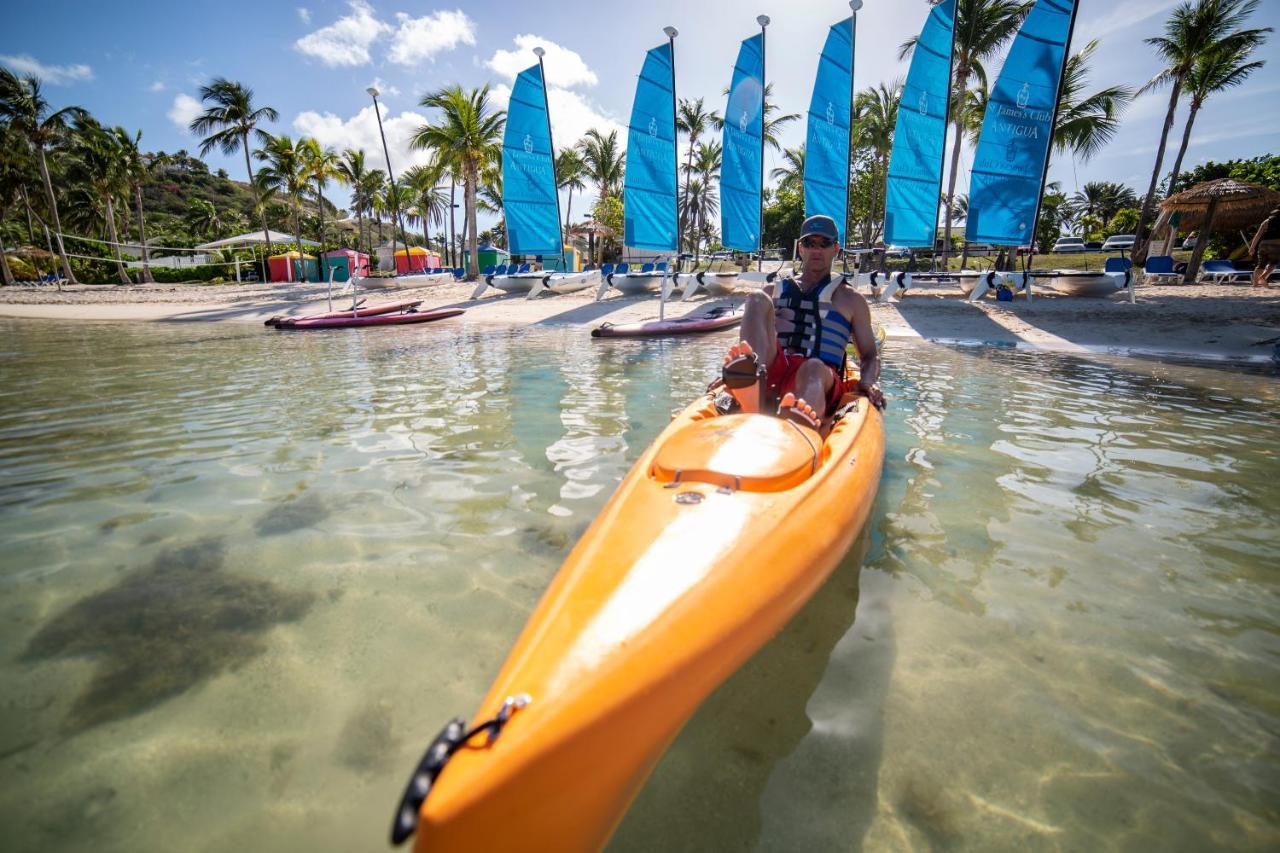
721, 214, 883, 429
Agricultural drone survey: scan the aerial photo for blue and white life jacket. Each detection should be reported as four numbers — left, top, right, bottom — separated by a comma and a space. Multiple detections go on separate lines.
773, 276, 852, 370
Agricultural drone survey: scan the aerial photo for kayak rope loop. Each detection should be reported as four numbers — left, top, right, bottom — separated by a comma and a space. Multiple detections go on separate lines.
390, 693, 532, 846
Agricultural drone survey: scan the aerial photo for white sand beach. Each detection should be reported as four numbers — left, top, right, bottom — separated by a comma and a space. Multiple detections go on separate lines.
1, 278, 1277, 363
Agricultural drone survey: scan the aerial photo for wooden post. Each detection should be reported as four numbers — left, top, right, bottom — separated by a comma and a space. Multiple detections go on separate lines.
1184, 195, 1218, 284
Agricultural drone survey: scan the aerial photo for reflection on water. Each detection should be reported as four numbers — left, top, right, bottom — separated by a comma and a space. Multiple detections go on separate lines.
0, 319, 1276, 852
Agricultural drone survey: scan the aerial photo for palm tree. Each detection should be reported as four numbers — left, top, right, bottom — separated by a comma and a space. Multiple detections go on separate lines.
902, 0, 1031, 259
358, 168, 385, 250
65, 117, 131, 283
184, 198, 225, 241
577, 128, 626, 202
0, 125, 25, 286
1166, 40, 1267, 194
476, 162, 504, 248
0, 70, 88, 282
770, 145, 805, 194
713, 83, 800, 153
1131, 0, 1270, 261
300, 139, 340, 247
334, 148, 366, 253
854, 80, 902, 244
411, 85, 505, 279
1052, 40, 1135, 162
113, 127, 154, 283
404, 163, 450, 257
189, 78, 278, 255
677, 97, 721, 252
555, 148, 586, 237
253, 133, 308, 267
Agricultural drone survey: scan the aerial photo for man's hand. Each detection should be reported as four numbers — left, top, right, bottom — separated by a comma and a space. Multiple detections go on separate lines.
857, 379, 885, 410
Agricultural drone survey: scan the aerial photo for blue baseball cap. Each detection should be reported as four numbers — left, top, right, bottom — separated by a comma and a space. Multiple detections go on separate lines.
799, 215, 839, 242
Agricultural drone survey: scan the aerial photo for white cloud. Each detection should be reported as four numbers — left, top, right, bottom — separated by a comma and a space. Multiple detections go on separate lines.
294, 0, 390, 67
1078, 0, 1180, 43
486, 35, 598, 89
368, 77, 400, 98
0, 54, 93, 85
149, 80, 166, 93
297, 6, 311, 25
293, 103, 433, 177
489, 83, 622, 153
168, 94, 202, 133
388, 9, 476, 65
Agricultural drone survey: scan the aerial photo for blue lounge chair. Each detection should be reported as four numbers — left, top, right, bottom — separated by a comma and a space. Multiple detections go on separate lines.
654, 261, 668, 273
1104, 257, 1132, 273
453, 267, 466, 279
639, 262, 655, 274
517, 263, 531, 274
1142, 255, 1180, 285
600, 263, 614, 277
1200, 259, 1248, 283
614, 262, 630, 276
481, 264, 496, 277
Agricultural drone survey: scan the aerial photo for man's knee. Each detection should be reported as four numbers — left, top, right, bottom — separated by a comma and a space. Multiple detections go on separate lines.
744, 289, 772, 315
797, 358, 833, 389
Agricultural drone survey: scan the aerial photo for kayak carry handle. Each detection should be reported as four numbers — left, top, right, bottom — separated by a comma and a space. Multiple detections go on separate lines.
390, 694, 532, 846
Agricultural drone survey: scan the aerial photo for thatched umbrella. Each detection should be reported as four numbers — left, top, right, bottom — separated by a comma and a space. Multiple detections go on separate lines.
568, 220, 615, 267
1159, 179, 1280, 282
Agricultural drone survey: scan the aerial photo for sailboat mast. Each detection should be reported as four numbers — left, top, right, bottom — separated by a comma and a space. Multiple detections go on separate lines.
665, 26, 680, 263
845, 1, 862, 249
757, 14, 769, 272
938, 0, 959, 267
534, 46, 567, 271
1025, 0, 1081, 272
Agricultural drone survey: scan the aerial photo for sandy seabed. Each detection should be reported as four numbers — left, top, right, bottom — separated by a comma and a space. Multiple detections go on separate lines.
1, 276, 1278, 362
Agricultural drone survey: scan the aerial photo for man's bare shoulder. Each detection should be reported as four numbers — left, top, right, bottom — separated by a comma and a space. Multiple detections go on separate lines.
833, 278, 869, 317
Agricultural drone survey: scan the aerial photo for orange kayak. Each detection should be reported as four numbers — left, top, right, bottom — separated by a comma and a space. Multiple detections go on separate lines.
395, 384, 884, 851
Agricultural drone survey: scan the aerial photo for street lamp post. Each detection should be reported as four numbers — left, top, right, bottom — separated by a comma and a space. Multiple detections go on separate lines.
367, 86, 402, 275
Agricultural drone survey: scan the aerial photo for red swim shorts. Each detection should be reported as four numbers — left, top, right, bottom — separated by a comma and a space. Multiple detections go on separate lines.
766, 341, 847, 414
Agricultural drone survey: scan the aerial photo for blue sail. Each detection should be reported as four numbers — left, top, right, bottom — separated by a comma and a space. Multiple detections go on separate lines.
623, 42, 678, 252
502, 62, 562, 257
883, 0, 956, 248
966, 0, 1078, 246
804, 17, 854, 245
720, 33, 764, 253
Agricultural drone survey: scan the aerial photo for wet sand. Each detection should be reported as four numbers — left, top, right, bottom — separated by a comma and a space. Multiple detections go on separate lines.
1, 277, 1277, 362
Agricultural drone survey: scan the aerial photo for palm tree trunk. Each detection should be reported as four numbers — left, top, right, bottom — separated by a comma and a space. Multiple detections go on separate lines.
293, 195, 305, 281
0, 215, 15, 286
1165, 100, 1201, 201
36, 145, 76, 283
681, 141, 696, 252
20, 185, 36, 243
1131, 78, 1184, 264
135, 184, 154, 283
940, 64, 971, 264
465, 162, 480, 279
245, 131, 271, 259
316, 177, 326, 249
564, 186, 573, 238
104, 196, 130, 284
449, 179, 457, 268
356, 205, 365, 256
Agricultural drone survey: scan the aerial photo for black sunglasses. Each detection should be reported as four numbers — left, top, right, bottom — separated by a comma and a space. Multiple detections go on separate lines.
800, 237, 835, 249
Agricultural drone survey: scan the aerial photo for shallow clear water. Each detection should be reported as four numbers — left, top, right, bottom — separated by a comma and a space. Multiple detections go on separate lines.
0, 318, 1276, 852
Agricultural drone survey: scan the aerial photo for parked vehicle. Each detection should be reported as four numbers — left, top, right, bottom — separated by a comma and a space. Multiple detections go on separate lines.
1101, 234, 1136, 251
883, 244, 911, 258
1051, 237, 1087, 253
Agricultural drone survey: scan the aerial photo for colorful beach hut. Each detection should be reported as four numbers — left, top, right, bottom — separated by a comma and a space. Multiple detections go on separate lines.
268, 251, 319, 283
320, 249, 370, 282
394, 246, 441, 274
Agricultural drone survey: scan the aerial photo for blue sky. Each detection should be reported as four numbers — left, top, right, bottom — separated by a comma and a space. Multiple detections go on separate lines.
3, 0, 1277, 233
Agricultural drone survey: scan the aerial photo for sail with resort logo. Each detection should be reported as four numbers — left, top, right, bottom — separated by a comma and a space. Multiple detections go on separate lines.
720, 32, 765, 253
623, 39, 679, 252
502, 60, 563, 258
803, 14, 856, 245
882, 0, 956, 249
966, 0, 1080, 246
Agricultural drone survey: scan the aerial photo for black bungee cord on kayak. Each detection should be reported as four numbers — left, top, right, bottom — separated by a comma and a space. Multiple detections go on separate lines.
390, 693, 532, 846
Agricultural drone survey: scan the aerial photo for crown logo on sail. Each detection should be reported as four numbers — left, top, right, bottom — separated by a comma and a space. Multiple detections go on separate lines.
649, 117, 658, 137
826, 101, 835, 125
918, 91, 928, 116
739, 109, 749, 132
523, 134, 533, 154
1017, 82, 1030, 110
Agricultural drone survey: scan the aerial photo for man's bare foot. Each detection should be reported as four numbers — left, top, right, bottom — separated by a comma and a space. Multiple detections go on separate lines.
722, 340, 763, 413
777, 391, 821, 430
